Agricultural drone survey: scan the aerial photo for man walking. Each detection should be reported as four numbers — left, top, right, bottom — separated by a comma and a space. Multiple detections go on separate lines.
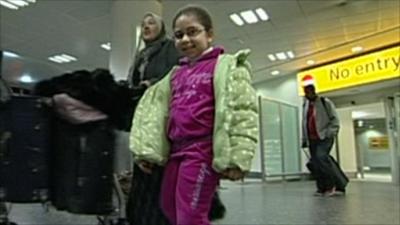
301, 76, 342, 196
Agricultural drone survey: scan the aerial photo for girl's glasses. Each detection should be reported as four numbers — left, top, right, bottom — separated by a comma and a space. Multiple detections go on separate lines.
173, 27, 205, 40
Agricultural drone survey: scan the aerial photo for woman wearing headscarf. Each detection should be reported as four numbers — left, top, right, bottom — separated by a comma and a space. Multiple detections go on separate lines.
128, 13, 179, 89
125, 13, 180, 225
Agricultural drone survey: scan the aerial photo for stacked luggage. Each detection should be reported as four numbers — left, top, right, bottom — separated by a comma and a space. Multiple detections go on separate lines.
51, 118, 115, 215
0, 69, 136, 224
0, 96, 52, 203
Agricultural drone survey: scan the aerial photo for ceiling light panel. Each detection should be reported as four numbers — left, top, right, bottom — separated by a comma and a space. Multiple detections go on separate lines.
101, 42, 111, 51
0, 0, 37, 10
60, 54, 77, 61
307, 60, 315, 65
268, 54, 276, 61
230, 8, 269, 26
352, 46, 364, 53
286, 51, 295, 59
48, 57, 63, 63
267, 51, 296, 62
53, 56, 70, 63
0, 0, 18, 9
240, 10, 258, 24
255, 8, 269, 21
48, 54, 78, 64
276, 52, 287, 60
8, 0, 28, 7
229, 13, 244, 26
20, 74, 33, 83
271, 70, 280, 76
3, 51, 20, 58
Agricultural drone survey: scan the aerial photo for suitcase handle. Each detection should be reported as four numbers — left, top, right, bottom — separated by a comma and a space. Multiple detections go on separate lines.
0, 131, 12, 160
301, 147, 311, 159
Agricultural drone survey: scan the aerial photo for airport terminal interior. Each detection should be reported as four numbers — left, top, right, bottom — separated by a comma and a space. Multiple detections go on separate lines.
0, 0, 399, 225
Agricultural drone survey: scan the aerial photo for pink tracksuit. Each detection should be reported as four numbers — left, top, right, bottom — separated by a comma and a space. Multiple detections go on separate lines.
160, 47, 224, 225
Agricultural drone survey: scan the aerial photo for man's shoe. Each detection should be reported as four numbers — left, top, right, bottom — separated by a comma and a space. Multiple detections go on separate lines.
325, 186, 338, 197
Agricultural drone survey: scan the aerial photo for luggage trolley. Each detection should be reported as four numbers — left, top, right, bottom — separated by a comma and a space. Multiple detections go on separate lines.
96, 173, 130, 225
0, 95, 129, 225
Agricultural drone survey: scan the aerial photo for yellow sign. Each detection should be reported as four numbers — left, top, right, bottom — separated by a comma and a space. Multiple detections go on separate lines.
369, 136, 389, 149
298, 46, 400, 95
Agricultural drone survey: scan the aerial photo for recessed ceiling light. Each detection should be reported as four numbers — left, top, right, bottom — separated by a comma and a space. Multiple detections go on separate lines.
352, 46, 363, 53
255, 8, 269, 21
55, 56, 70, 63
307, 60, 315, 65
230, 13, 244, 26
62, 54, 77, 61
357, 120, 364, 127
3, 51, 20, 58
231, 8, 270, 26
267, 51, 296, 62
20, 74, 33, 83
8, 0, 28, 7
271, 70, 280, 76
48, 57, 63, 63
268, 54, 276, 61
240, 10, 258, 24
48, 54, 78, 64
276, 52, 287, 60
60, 54, 77, 61
286, 51, 295, 59
0, 0, 18, 10
0, 0, 37, 10
101, 42, 111, 51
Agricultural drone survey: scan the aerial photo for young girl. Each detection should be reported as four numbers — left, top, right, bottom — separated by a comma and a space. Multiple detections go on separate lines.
130, 5, 259, 225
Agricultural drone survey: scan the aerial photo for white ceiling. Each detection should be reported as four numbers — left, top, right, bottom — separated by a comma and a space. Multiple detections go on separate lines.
1, 0, 399, 89
1, 0, 112, 87
163, 0, 399, 81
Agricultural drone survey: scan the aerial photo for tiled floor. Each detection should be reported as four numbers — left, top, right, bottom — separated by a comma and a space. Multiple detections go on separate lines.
4, 180, 400, 225
215, 180, 399, 225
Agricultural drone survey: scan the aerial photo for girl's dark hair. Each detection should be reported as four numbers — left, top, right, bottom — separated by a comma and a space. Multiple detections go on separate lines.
172, 5, 213, 31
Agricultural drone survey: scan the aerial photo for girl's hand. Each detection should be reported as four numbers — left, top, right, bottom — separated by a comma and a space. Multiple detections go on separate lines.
137, 161, 154, 174
221, 168, 245, 181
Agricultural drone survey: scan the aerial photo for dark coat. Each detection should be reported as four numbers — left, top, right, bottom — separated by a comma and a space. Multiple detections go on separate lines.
130, 39, 180, 87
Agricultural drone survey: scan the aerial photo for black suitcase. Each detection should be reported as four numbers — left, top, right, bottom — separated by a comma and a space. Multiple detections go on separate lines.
305, 155, 349, 191
0, 96, 52, 203
51, 119, 115, 215
327, 155, 349, 191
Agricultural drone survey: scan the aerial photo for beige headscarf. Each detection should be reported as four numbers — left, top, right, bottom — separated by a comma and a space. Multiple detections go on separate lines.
127, 13, 167, 85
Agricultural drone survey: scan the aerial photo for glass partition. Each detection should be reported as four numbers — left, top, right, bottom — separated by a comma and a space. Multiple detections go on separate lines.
260, 100, 283, 176
259, 97, 301, 180
281, 104, 301, 175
